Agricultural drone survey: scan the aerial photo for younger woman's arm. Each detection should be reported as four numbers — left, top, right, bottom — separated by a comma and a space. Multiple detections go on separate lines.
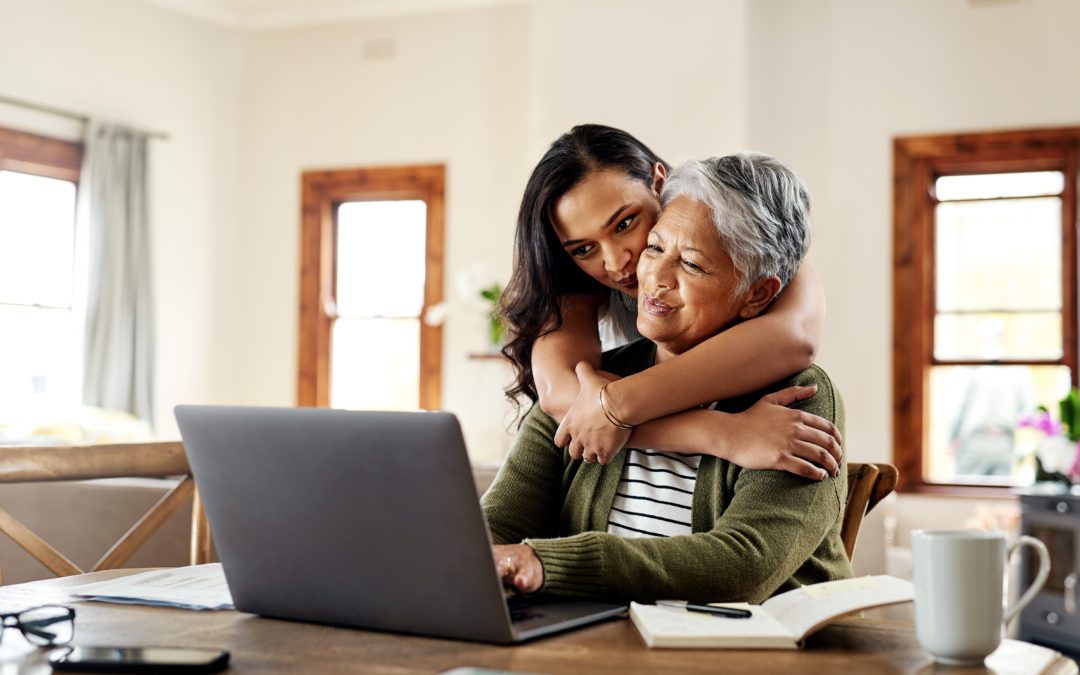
556, 259, 827, 459
626, 385, 841, 479
531, 293, 604, 421
554, 365, 841, 478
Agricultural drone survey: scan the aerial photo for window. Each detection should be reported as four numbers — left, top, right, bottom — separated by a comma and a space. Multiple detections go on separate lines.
893, 128, 1079, 493
0, 126, 82, 412
298, 165, 444, 410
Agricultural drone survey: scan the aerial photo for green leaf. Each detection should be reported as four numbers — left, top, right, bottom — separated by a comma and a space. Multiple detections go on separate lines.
488, 312, 505, 347
1062, 388, 1080, 442
480, 282, 503, 303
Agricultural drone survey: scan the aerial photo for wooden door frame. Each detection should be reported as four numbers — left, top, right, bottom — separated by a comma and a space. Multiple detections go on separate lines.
297, 165, 444, 409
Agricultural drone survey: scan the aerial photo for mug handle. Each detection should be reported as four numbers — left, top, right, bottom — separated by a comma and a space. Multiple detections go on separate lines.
1004, 535, 1051, 627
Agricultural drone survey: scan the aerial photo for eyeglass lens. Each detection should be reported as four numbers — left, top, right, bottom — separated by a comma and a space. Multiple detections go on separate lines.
17, 606, 74, 645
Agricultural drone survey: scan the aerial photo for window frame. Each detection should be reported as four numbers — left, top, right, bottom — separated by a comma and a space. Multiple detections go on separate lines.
297, 165, 444, 410
0, 126, 81, 183
0, 125, 83, 406
893, 128, 1080, 495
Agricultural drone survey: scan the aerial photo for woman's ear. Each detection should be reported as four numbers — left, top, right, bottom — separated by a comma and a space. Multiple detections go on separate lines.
651, 162, 667, 197
738, 276, 783, 320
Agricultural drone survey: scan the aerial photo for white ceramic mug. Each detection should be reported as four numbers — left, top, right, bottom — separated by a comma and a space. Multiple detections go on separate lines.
911, 529, 1050, 665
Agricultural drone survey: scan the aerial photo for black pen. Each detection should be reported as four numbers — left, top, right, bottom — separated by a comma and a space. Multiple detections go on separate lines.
655, 600, 753, 619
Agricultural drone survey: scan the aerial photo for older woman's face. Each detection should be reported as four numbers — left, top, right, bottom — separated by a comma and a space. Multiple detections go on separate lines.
552, 168, 660, 297
635, 196, 744, 358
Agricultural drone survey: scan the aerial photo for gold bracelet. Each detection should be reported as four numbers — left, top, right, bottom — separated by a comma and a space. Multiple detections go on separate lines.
599, 383, 634, 430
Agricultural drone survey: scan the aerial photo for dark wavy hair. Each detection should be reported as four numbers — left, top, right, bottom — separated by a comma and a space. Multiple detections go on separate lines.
499, 124, 669, 412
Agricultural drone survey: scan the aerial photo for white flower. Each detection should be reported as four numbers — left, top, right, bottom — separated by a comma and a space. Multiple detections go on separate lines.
1036, 435, 1078, 475
455, 263, 500, 312
423, 302, 450, 327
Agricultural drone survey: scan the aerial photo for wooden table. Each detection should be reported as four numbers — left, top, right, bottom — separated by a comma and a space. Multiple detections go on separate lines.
0, 570, 1075, 674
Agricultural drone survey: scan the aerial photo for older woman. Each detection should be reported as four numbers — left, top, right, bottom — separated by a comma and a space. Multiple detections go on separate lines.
482, 152, 853, 603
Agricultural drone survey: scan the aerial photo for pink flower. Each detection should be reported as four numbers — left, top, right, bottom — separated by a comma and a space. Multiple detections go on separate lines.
1019, 411, 1064, 437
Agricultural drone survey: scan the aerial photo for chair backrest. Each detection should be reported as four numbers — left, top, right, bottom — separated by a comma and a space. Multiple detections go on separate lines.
0, 442, 211, 584
842, 462, 899, 560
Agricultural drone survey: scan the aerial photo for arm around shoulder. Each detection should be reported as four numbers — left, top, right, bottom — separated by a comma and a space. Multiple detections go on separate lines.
531, 293, 604, 421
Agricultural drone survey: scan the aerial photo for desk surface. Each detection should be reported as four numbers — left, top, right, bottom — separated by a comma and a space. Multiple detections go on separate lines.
0, 569, 1075, 675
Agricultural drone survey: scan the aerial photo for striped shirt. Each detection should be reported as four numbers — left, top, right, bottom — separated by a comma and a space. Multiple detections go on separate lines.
606, 449, 703, 538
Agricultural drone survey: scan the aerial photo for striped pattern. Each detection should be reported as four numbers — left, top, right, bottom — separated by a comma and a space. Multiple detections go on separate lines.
606, 449, 702, 538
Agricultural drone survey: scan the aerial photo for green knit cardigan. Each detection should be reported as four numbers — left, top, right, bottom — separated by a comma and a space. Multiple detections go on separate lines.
481, 339, 854, 603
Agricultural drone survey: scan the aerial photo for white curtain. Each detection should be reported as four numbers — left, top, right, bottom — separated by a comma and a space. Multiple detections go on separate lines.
80, 122, 155, 423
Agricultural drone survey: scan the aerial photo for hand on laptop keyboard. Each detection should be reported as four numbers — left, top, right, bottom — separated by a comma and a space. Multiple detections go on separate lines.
492, 544, 544, 594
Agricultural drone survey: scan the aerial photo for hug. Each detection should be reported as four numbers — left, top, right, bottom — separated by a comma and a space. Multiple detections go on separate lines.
483, 150, 854, 603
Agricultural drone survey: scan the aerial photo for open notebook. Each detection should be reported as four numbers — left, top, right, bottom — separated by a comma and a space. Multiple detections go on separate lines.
630, 575, 913, 649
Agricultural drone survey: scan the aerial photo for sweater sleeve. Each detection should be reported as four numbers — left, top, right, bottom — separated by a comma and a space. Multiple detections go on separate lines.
480, 405, 566, 545
526, 469, 843, 603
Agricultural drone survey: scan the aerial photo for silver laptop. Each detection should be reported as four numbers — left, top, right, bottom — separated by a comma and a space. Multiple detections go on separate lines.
174, 405, 625, 644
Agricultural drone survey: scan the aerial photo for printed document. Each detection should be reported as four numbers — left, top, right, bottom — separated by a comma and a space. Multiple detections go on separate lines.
64, 564, 233, 611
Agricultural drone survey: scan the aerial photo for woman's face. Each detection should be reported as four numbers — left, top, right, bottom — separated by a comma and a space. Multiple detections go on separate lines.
551, 167, 660, 297
635, 195, 746, 359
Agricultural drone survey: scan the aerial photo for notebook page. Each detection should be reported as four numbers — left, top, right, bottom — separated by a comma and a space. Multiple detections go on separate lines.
629, 602, 798, 648
761, 575, 913, 639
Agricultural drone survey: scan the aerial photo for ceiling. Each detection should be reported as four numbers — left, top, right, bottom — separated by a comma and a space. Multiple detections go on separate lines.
139, 0, 527, 30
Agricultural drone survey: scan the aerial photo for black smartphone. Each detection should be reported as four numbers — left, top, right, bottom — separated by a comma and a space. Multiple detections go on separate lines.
48, 646, 229, 673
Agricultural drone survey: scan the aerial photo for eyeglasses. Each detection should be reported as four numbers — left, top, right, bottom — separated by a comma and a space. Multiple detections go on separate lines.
0, 605, 75, 646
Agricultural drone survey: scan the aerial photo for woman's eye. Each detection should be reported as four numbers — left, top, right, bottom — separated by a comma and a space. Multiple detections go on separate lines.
645, 243, 662, 254
614, 216, 634, 233
571, 245, 593, 258
682, 259, 704, 272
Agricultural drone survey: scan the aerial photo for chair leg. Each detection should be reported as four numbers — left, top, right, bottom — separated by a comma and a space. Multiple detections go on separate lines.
190, 487, 212, 565
0, 506, 83, 578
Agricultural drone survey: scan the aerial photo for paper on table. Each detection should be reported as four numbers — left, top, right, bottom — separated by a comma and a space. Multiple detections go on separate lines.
985, 639, 1066, 675
64, 563, 234, 611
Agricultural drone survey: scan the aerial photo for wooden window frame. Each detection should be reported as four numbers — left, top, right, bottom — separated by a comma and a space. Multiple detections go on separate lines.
0, 125, 81, 181
893, 128, 1080, 495
297, 165, 444, 409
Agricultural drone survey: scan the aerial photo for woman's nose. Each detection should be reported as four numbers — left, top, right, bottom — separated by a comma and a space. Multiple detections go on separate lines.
603, 246, 632, 275
642, 258, 674, 291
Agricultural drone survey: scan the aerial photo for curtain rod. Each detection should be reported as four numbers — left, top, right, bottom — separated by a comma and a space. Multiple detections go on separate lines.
0, 93, 170, 141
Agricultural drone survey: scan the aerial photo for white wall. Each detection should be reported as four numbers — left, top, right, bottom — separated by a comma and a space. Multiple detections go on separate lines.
0, 0, 246, 433
747, 0, 1080, 573
526, 0, 748, 163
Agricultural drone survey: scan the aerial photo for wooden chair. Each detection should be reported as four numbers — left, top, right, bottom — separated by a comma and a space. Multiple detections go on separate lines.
0, 442, 211, 584
842, 462, 899, 560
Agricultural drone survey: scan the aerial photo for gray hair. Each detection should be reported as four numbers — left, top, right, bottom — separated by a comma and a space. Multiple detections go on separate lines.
660, 152, 812, 297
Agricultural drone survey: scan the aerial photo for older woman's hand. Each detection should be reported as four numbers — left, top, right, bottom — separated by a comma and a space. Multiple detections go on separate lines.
719, 384, 843, 480
493, 543, 543, 594
554, 362, 630, 465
